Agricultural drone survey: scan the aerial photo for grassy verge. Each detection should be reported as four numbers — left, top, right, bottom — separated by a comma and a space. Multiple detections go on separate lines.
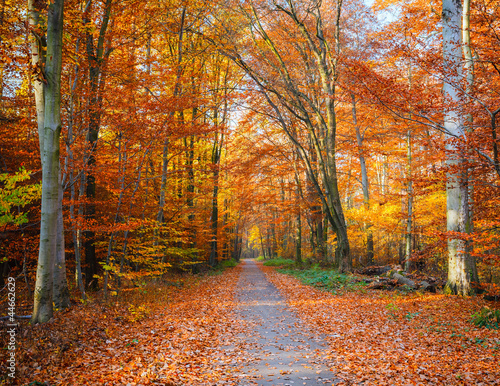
262, 258, 296, 267
207, 258, 240, 275
220, 258, 238, 268
277, 265, 366, 293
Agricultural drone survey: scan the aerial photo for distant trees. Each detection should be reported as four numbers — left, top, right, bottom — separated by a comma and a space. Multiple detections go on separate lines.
211, 0, 352, 271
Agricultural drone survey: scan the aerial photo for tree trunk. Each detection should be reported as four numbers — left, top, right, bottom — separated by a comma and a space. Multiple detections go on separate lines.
209, 113, 222, 266
271, 209, 278, 258
157, 7, 186, 248
83, 0, 113, 290
405, 129, 413, 272
53, 181, 70, 310
66, 39, 86, 300
462, 0, 479, 285
209, 159, 220, 266
295, 210, 302, 264
259, 231, 266, 259
352, 94, 373, 265
442, 0, 477, 295
31, 0, 64, 324
208, 59, 229, 266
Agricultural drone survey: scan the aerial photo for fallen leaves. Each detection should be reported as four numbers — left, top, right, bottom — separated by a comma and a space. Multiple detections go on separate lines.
5, 263, 499, 385
7, 268, 245, 385
262, 264, 500, 385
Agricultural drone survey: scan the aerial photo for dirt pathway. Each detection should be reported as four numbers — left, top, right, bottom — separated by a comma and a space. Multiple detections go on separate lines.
234, 259, 337, 385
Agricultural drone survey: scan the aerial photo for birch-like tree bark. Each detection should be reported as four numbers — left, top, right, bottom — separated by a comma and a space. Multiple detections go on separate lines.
31, 0, 65, 323
442, 0, 477, 295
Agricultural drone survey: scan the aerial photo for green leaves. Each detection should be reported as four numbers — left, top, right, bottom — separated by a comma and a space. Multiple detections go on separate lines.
278, 266, 363, 293
471, 307, 500, 330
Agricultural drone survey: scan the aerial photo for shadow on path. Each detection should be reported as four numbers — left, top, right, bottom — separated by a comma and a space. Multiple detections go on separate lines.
234, 259, 338, 385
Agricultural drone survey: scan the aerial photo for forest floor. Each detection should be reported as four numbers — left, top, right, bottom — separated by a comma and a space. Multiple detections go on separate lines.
1, 260, 500, 385
262, 264, 500, 385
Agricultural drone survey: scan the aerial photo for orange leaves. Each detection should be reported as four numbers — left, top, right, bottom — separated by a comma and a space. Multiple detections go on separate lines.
12, 267, 245, 385
264, 267, 500, 385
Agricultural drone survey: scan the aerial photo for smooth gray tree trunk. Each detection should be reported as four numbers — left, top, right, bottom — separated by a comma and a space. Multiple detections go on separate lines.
442, 0, 477, 295
31, 0, 65, 324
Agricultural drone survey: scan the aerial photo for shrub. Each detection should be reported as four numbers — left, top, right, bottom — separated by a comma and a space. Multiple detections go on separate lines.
471, 306, 500, 329
221, 259, 238, 268
278, 267, 365, 293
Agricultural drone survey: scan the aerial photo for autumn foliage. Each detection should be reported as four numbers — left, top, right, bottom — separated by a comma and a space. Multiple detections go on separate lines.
0, 0, 499, 382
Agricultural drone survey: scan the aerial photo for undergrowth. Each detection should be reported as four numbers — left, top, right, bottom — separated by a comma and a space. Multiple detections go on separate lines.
278, 265, 365, 293
208, 259, 239, 275
262, 258, 295, 267
471, 306, 500, 330
220, 259, 238, 268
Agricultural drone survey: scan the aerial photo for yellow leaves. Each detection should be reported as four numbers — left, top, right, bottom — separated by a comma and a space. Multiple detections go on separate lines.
127, 304, 151, 322
343, 200, 402, 251
0, 167, 41, 226
248, 224, 263, 244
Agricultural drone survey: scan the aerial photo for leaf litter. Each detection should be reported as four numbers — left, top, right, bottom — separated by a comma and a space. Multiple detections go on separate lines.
4, 263, 500, 385
7, 268, 245, 385
262, 264, 500, 385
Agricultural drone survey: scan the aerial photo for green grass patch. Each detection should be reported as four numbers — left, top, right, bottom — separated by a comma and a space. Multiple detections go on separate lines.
278, 266, 365, 293
256, 256, 265, 261
207, 259, 239, 275
220, 259, 238, 268
262, 258, 296, 267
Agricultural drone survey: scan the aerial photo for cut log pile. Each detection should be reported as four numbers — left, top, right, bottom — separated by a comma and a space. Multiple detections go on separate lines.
354, 265, 444, 292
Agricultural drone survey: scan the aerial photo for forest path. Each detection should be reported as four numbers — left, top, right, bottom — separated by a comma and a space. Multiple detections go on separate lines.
233, 259, 338, 385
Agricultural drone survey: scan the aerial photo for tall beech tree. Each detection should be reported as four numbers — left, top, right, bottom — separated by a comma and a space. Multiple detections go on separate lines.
29, 0, 68, 324
442, 0, 477, 295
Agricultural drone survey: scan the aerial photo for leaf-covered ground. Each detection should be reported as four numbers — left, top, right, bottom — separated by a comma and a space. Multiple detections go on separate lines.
262, 265, 500, 385
4, 262, 500, 385
5, 268, 245, 385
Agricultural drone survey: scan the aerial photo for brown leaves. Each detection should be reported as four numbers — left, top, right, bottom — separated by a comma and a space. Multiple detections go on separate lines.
10, 268, 245, 385
263, 265, 500, 385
